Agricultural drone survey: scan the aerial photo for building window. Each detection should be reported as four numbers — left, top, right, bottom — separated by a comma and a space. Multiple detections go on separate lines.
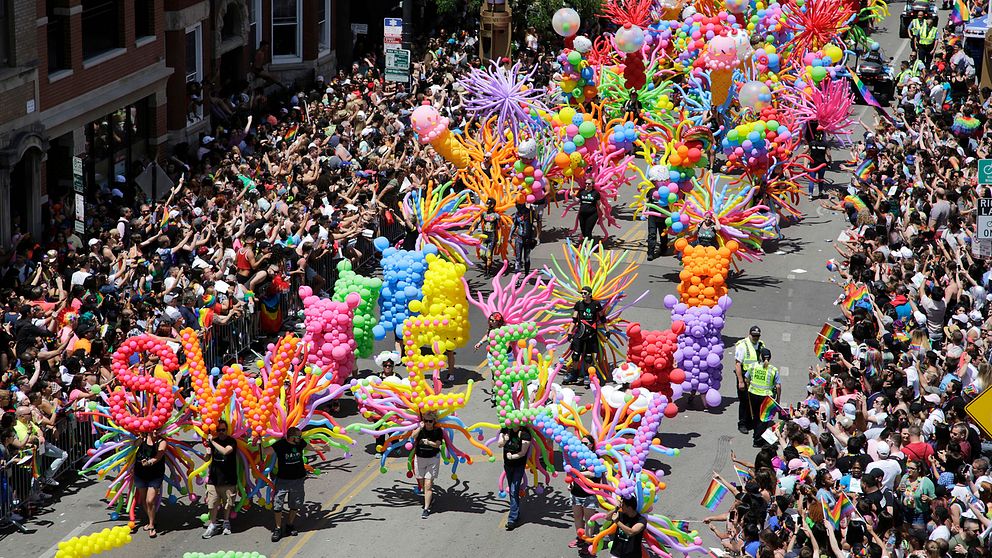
0, 0, 11, 67
85, 97, 150, 192
47, 2, 71, 72
271, 0, 300, 61
134, 0, 153, 40
317, 0, 331, 54
82, 0, 122, 60
248, 0, 260, 49
185, 24, 203, 124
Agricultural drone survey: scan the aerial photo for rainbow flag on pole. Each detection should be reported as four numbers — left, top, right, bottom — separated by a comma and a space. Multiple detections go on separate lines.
855, 159, 876, 181
700, 478, 730, 511
824, 492, 856, 528
951, 0, 970, 23
758, 397, 783, 422
848, 71, 896, 124
734, 463, 752, 485
283, 123, 300, 142
813, 323, 841, 358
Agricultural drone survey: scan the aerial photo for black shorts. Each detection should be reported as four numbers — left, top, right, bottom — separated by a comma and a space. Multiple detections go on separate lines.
571, 335, 598, 355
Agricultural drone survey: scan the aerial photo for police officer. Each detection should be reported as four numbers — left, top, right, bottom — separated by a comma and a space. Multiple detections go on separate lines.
909, 13, 937, 65
745, 348, 780, 447
734, 326, 765, 434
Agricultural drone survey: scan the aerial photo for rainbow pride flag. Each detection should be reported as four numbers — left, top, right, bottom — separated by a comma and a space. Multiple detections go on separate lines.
700, 478, 730, 511
734, 463, 752, 485
855, 159, 876, 181
813, 323, 841, 358
283, 123, 300, 142
758, 397, 783, 422
848, 71, 896, 124
951, 0, 970, 24
841, 283, 870, 312
825, 492, 856, 528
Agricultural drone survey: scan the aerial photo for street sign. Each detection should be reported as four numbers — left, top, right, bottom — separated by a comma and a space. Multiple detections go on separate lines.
72, 156, 85, 234
966, 387, 992, 439
979, 159, 992, 185
978, 198, 992, 239
385, 48, 410, 83
384, 18, 403, 50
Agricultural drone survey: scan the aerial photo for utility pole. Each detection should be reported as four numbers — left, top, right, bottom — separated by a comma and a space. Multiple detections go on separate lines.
401, 0, 413, 51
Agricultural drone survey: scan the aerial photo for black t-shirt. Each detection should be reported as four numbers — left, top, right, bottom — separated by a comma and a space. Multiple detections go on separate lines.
208, 437, 238, 486
573, 300, 603, 338
611, 512, 645, 558
809, 141, 828, 164
578, 189, 600, 214
273, 438, 307, 480
501, 427, 532, 468
415, 426, 443, 459
135, 440, 166, 481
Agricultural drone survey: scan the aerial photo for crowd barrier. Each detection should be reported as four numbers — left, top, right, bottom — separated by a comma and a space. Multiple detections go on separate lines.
2, 413, 101, 531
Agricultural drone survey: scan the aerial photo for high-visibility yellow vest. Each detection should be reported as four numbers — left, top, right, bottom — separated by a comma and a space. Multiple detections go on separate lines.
746, 363, 778, 396
919, 22, 937, 45
736, 338, 762, 368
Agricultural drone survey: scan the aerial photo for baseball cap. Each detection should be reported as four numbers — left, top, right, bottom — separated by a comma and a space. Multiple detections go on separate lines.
876, 441, 890, 457
749, 326, 762, 334
88, 238, 100, 246
788, 458, 806, 471
842, 402, 857, 418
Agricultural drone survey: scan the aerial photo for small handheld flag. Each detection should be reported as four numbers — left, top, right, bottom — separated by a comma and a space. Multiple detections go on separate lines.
700, 478, 730, 511
758, 397, 783, 422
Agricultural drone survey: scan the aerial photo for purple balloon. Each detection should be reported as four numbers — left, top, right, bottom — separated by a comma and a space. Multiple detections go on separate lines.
704, 388, 723, 407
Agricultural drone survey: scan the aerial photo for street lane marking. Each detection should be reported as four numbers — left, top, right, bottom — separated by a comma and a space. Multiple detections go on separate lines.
276, 459, 379, 557
780, 366, 790, 377
782, 333, 791, 343
39, 521, 93, 558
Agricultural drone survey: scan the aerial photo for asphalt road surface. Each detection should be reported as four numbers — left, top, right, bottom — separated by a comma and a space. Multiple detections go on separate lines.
2, 6, 915, 557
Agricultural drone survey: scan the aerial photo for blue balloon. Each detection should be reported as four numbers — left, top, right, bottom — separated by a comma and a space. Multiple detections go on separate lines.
373, 325, 386, 340
563, 142, 576, 154
572, 114, 584, 125
672, 222, 685, 233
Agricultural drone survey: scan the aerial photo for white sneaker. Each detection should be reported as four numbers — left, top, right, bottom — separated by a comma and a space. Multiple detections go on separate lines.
222, 522, 232, 535
40, 477, 59, 487
202, 523, 219, 539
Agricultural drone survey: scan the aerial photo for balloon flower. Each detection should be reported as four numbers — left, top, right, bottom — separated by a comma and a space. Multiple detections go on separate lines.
467, 262, 569, 351
56, 526, 132, 558
782, 0, 854, 63
544, 240, 648, 369
615, 24, 647, 90
401, 180, 480, 265
373, 238, 433, 340
331, 259, 383, 358
666, 294, 732, 407
780, 76, 855, 143
410, 103, 470, 168
551, 375, 703, 558
299, 286, 359, 385
457, 60, 550, 141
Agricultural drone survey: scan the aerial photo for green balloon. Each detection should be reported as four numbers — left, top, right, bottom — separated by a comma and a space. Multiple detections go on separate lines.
567, 50, 582, 66
514, 160, 525, 172
766, 120, 780, 131
573, 135, 585, 147
810, 66, 827, 83
578, 121, 596, 138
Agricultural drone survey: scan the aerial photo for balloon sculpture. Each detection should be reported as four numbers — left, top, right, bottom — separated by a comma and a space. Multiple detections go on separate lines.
56, 526, 132, 558
626, 322, 687, 397
373, 238, 432, 340
331, 259, 383, 358
666, 294, 732, 408
299, 286, 360, 385
410, 103, 471, 169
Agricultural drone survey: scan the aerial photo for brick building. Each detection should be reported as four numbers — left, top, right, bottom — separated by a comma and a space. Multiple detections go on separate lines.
0, 0, 340, 246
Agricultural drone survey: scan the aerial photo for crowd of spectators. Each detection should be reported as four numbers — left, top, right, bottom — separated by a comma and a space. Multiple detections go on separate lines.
708, 17, 992, 558
0, 27, 501, 514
